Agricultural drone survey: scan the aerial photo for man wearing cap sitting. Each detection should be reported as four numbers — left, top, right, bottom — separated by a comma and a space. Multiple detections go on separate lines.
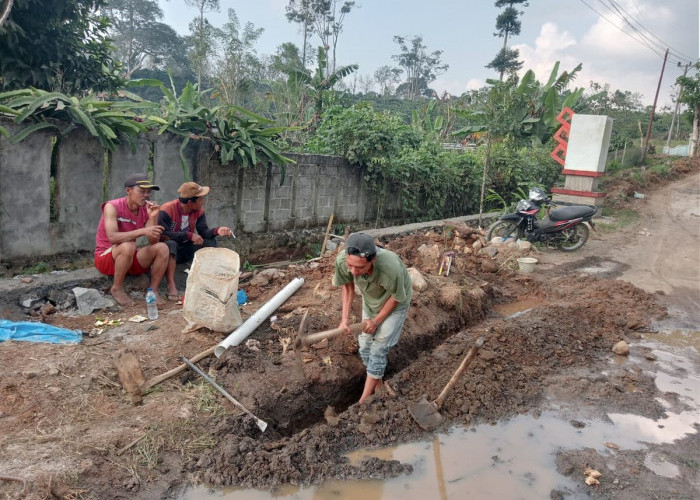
333, 232, 413, 403
94, 173, 170, 306
157, 182, 234, 300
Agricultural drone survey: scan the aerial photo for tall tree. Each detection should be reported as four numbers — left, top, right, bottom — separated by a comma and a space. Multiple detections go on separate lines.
286, 0, 354, 74
391, 35, 448, 100
213, 8, 264, 106
285, 0, 313, 67
103, 0, 184, 79
374, 65, 402, 96
0, 0, 121, 91
185, 0, 219, 89
486, 0, 528, 80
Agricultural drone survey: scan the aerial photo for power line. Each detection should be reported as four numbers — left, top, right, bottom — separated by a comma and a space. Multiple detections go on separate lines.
603, 0, 695, 62
595, 0, 692, 64
578, 0, 694, 66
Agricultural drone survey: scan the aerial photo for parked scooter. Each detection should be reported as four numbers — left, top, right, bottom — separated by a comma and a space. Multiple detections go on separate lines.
486, 187, 597, 252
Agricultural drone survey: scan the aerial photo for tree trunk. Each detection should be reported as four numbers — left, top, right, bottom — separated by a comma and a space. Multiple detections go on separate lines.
691, 105, 699, 157
478, 135, 493, 227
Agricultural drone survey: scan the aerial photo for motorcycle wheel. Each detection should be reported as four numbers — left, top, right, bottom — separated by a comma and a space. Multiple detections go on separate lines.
486, 220, 523, 242
557, 223, 589, 252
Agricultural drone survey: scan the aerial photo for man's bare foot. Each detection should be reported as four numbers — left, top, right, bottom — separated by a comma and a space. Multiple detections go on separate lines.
111, 287, 135, 306
153, 291, 166, 306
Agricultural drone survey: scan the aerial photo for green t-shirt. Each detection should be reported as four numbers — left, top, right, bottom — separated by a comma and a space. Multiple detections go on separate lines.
333, 248, 413, 316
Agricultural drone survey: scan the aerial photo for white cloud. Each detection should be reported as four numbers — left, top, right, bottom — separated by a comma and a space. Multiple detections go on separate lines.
515, 23, 580, 85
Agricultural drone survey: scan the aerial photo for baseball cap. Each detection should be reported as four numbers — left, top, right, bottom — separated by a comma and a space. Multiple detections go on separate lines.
178, 182, 210, 198
125, 173, 160, 190
345, 232, 376, 258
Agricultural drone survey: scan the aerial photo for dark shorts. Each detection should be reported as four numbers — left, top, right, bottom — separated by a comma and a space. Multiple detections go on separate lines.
165, 238, 217, 264
94, 248, 148, 276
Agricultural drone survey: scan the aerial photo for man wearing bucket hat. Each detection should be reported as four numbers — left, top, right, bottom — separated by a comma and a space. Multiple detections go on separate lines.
157, 181, 234, 301
94, 173, 170, 306
333, 232, 413, 403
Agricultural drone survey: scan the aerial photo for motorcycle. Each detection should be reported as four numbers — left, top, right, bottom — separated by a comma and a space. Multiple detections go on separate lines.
486, 187, 597, 252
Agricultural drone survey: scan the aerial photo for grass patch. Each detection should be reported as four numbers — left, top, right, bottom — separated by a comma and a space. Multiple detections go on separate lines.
597, 207, 640, 232
189, 381, 227, 417
130, 418, 217, 470
21, 261, 50, 275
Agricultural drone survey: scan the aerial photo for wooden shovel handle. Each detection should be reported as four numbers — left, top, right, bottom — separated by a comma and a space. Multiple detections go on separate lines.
140, 345, 216, 393
301, 322, 364, 346
434, 337, 484, 408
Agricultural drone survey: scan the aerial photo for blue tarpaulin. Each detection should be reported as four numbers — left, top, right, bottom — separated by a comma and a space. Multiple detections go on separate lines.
0, 319, 82, 344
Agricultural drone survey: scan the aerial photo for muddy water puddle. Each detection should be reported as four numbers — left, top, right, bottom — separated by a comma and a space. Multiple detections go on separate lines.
492, 296, 544, 319
183, 404, 697, 499
182, 332, 699, 500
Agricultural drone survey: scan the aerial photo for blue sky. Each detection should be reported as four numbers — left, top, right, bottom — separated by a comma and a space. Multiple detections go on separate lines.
159, 0, 699, 108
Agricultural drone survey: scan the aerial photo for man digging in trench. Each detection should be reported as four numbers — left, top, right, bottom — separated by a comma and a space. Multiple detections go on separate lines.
157, 182, 234, 300
94, 174, 170, 306
334, 232, 413, 403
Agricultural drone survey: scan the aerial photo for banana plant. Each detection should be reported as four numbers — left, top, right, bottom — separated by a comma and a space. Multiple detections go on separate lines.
127, 74, 296, 182
0, 88, 150, 152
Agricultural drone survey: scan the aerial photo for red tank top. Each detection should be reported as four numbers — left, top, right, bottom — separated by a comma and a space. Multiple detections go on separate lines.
94, 197, 149, 255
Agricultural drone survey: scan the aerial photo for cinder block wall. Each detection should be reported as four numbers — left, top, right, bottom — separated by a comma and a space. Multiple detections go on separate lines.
0, 122, 376, 262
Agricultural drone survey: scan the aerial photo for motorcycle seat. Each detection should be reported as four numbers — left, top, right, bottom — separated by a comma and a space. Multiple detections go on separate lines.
549, 205, 597, 221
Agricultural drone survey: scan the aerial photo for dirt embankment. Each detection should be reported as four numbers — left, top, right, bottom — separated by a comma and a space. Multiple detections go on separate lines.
1, 158, 698, 500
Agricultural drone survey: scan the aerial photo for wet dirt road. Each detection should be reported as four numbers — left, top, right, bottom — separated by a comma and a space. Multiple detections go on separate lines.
540, 170, 700, 331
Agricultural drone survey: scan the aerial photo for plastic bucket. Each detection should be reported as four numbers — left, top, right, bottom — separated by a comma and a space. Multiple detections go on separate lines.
517, 257, 538, 273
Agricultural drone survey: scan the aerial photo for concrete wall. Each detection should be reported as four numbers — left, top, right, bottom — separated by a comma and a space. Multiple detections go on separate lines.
0, 121, 380, 262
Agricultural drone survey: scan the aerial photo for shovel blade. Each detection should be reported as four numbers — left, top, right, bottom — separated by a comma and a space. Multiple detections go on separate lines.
256, 419, 268, 432
409, 397, 443, 432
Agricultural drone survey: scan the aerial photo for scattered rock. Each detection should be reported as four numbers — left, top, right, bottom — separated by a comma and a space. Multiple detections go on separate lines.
472, 240, 484, 251
517, 240, 532, 252
479, 246, 499, 258
438, 285, 462, 308
40, 303, 57, 316
570, 420, 586, 428
481, 259, 498, 273
407, 267, 428, 292
72, 287, 115, 316
612, 340, 629, 356
585, 475, 600, 486
19, 295, 41, 308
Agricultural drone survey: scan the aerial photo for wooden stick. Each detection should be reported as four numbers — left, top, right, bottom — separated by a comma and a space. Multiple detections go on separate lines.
139, 346, 216, 393
320, 214, 334, 257
116, 433, 147, 456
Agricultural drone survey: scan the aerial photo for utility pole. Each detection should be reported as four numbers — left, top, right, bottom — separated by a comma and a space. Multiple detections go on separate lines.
642, 48, 669, 163
665, 62, 690, 153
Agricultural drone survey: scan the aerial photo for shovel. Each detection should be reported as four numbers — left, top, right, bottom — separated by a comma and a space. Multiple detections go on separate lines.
181, 356, 268, 432
409, 337, 484, 431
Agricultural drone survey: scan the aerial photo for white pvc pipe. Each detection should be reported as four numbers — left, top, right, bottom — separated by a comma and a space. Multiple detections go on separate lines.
214, 277, 305, 358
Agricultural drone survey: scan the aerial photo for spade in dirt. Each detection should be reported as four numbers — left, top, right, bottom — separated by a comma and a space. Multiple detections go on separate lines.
409, 337, 484, 431
182, 356, 268, 432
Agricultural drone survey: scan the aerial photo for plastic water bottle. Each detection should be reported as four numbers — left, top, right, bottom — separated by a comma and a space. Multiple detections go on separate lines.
146, 287, 158, 320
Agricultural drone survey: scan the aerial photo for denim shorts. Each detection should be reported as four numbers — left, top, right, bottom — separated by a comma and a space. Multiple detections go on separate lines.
359, 304, 409, 379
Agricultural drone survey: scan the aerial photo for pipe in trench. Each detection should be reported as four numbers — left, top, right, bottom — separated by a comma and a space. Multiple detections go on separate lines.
214, 277, 305, 358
